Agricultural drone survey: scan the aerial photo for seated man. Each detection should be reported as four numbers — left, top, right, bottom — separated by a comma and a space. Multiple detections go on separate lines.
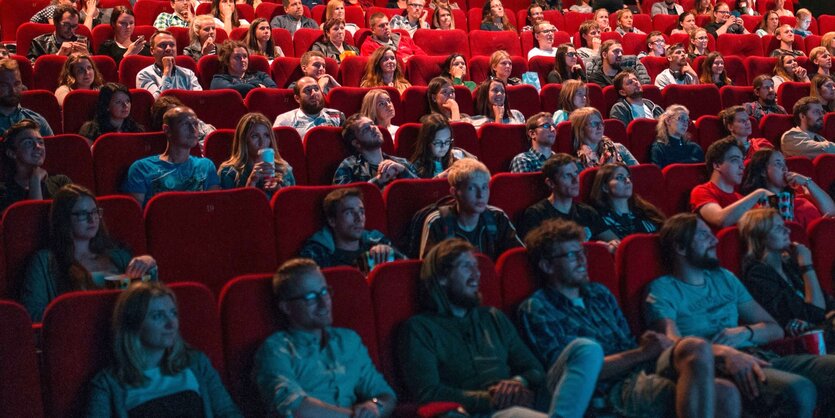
743, 75, 787, 123
637, 31, 666, 59
781, 96, 835, 158
300, 187, 403, 269
29, 4, 91, 63
690, 137, 771, 229
521, 4, 545, 32
137, 31, 202, 99
520, 219, 739, 418
0, 120, 71, 213
718, 105, 772, 160
586, 40, 651, 87
645, 213, 835, 418
518, 154, 620, 247
610, 70, 664, 126
287, 51, 340, 94
0, 59, 54, 136
333, 114, 415, 187
650, 0, 684, 17
123, 106, 220, 206
654, 43, 698, 90
270, 0, 317, 36
274, 76, 344, 138
254, 258, 396, 417
400, 238, 569, 417
153, 0, 192, 31
704, 2, 747, 38
769, 25, 805, 57
419, 159, 522, 260
389, 0, 429, 37
360, 13, 426, 63
510, 112, 556, 173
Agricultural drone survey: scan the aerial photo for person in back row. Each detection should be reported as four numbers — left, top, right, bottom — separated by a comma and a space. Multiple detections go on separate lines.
0, 59, 54, 136
717, 105, 772, 160
649, 105, 703, 168
273, 76, 345, 138
136, 31, 202, 99
360, 13, 426, 63
270, 0, 317, 36
29, 4, 91, 63
654, 43, 698, 90
333, 114, 417, 187
209, 40, 277, 96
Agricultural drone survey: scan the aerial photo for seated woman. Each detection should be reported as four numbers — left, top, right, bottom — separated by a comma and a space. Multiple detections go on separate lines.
547, 44, 587, 84
431, 4, 455, 30
568, 0, 592, 13
671, 11, 697, 35
552, 79, 587, 124
360, 89, 398, 138
480, 0, 515, 32
79, 83, 144, 143
527, 21, 558, 60
218, 112, 294, 197
426, 76, 463, 121
570, 106, 637, 169
488, 50, 521, 86
810, 47, 832, 77
311, 18, 360, 63
0, 120, 72, 215
756, 10, 780, 37
54, 53, 104, 106
593, 8, 612, 32
649, 104, 703, 168
440, 53, 476, 91
183, 15, 217, 62
469, 78, 525, 128
811, 74, 835, 112
430, 0, 459, 10
588, 163, 665, 239
150, 96, 215, 145
20, 185, 156, 321
693, 0, 713, 16
698, 51, 732, 88
410, 113, 475, 178
360, 46, 411, 94
739, 208, 835, 340
243, 18, 284, 61
614, 9, 643, 36
741, 149, 835, 228
97, 7, 150, 67
212, 0, 248, 35
576, 20, 602, 61
688, 28, 710, 60
87, 281, 240, 416
772, 0, 793, 17
772, 52, 809, 90
210, 40, 276, 96
321, 0, 359, 35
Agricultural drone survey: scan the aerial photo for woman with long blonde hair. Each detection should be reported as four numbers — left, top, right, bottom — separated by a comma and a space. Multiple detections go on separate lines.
359, 89, 398, 138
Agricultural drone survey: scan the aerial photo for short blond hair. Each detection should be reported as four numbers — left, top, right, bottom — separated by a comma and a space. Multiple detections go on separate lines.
447, 159, 490, 188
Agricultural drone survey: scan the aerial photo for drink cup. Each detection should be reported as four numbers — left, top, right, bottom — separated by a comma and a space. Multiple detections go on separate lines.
259, 148, 275, 164
799, 330, 826, 355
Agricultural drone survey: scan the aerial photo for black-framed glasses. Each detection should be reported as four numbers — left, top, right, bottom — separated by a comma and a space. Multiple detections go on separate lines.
285, 286, 333, 305
432, 139, 453, 147
70, 208, 103, 223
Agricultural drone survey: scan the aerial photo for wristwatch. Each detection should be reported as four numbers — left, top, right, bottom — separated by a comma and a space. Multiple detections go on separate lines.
370, 397, 384, 409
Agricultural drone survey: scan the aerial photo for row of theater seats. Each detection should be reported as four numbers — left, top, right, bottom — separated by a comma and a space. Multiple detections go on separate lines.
3, 212, 835, 418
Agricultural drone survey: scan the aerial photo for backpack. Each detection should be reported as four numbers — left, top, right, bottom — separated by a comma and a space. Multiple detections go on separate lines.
403, 195, 498, 258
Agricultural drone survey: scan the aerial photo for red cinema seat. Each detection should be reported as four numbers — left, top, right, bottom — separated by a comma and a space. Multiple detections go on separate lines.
562, 12, 592, 35
196, 54, 271, 90
808, 217, 835, 295
777, 81, 810, 114
468, 30, 523, 57
477, 123, 528, 174
327, 86, 402, 124
506, 84, 541, 119
717, 33, 763, 57
468, 55, 527, 84
0, 0, 49, 42
337, 55, 370, 87
539, 83, 561, 114
652, 14, 678, 34
413, 28, 471, 59
662, 163, 707, 215
803, 35, 821, 56
32, 55, 68, 91
745, 56, 778, 84
527, 55, 556, 86
272, 28, 294, 57
626, 163, 667, 212
639, 56, 669, 83
134, 0, 174, 26
488, 171, 550, 228
616, 233, 667, 334
543, 10, 565, 30
16, 23, 92, 59
383, 178, 451, 250
270, 56, 303, 88
0, 301, 43, 418
393, 123, 422, 158
160, 89, 248, 129
695, 114, 725, 151
42, 134, 95, 191
145, 188, 276, 294
8, 55, 34, 90
61, 89, 98, 134
662, 84, 721, 120
271, 183, 385, 262
245, 88, 298, 121
399, 85, 474, 124
813, 154, 835, 196
759, 113, 794, 150
405, 55, 448, 86
292, 28, 325, 56
21, 90, 62, 134
626, 118, 661, 164
555, 120, 573, 154
720, 85, 755, 109
622, 32, 648, 56
91, 131, 168, 195
304, 126, 352, 185
819, 16, 835, 35
786, 155, 813, 178
604, 118, 628, 146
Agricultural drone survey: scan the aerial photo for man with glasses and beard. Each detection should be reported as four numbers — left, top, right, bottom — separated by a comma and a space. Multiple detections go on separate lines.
273, 76, 345, 138
781, 96, 835, 158
645, 213, 835, 418
254, 258, 396, 417
29, 4, 91, 63
586, 40, 651, 88
609, 70, 664, 126
0, 59, 54, 136
510, 112, 557, 173
333, 114, 416, 187
743, 75, 787, 123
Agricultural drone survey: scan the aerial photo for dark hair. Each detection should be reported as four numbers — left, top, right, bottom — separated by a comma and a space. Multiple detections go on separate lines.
473, 78, 510, 119
526, 3, 542, 26
322, 17, 346, 41
704, 137, 742, 178
2, 119, 40, 150
53, 4, 79, 27
89, 83, 142, 134
792, 96, 822, 126
481, 0, 515, 31
677, 11, 695, 30
322, 187, 363, 220
109, 6, 135, 28
150, 96, 184, 131
699, 51, 731, 86
418, 238, 476, 310
541, 153, 578, 182
427, 76, 453, 116
150, 30, 175, 49
211, 0, 241, 28
658, 213, 699, 270
244, 18, 277, 58
524, 219, 586, 287
717, 105, 746, 135
740, 149, 785, 195
752, 74, 772, 91
217, 39, 249, 74
342, 113, 365, 150
612, 68, 636, 98
411, 113, 454, 178
552, 43, 586, 83
588, 163, 666, 226
440, 53, 466, 80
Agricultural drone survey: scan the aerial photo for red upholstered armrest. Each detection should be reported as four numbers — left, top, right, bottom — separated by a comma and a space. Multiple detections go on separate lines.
418, 402, 467, 418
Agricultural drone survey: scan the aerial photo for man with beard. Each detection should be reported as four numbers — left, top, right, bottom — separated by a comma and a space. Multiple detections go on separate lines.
274, 76, 345, 137
360, 13, 426, 63
519, 219, 739, 418
743, 75, 787, 123
646, 213, 835, 418
654, 43, 698, 90
781, 97, 835, 158
0, 59, 53, 136
650, 0, 683, 17
690, 138, 773, 229
609, 70, 663, 126
510, 112, 558, 173
299, 187, 403, 270
123, 106, 220, 206
29, 5, 91, 63
287, 51, 341, 95
333, 114, 415, 187
586, 40, 651, 87
137, 31, 201, 99
400, 238, 584, 417
254, 258, 397, 417
718, 106, 773, 160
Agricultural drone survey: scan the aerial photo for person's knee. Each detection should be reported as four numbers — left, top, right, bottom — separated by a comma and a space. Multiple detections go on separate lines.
673, 336, 712, 371
782, 376, 817, 415
565, 337, 604, 368
714, 378, 741, 418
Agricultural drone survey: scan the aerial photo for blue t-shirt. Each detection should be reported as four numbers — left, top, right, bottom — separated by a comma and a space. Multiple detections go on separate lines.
123, 155, 220, 206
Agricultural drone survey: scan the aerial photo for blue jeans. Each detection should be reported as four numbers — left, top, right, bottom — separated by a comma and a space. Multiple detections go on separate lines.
544, 338, 604, 418
757, 353, 835, 418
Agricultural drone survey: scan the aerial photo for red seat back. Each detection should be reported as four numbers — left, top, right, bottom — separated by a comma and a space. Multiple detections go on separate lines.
160, 89, 248, 129
245, 88, 298, 121
562, 11, 593, 35
745, 56, 778, 84
626, 118, 659, 163
695, 114, 725, 151
21, 90, 62, 134
808, 217, 835, 295
42, 134, 95, 192
0, 301, 43, 417
720, 85, 755, 109
0, 0, 49, 42
468, 29, 522, 57
662, 84, 721, 120
477, 123, 528, 174
662, 163, 707, 215
813, 154, 835, 198
506, 84, 541, 119
303, 126, 351, 185
717, 33, 764, 57
32, 55, 68, 91
777, 81, 810, 113
404, 55, 448, 86
412, 28, 471, 59
759, 113, 794, 150
134, 0, 174, 25
383, 178, 451, 249
292, 28, 325, 56
488, 172, 550, 227
8, 55, 34, 89
621, 32, 648, 56
652, 14, 678, 34
527, 55, 556, 86
91, 131, 168, 195
639, 56, 669, 84
616, 233, 667, 334
336, 55, 369, 87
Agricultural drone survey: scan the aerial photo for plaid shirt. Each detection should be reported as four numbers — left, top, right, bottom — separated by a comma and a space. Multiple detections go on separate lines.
743, 101, 787, 123
333, 153, 417, 188
509, 148, 550, 173
153, 12, 190, 31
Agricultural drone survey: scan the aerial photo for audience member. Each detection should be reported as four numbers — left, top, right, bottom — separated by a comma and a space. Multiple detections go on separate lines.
322, 0, 359, 35
288, 51, 340, 93
772, 52, 810, 90
123, 106, 220, 206
0, 45, 8, 59
614, 9, 643, 35
137, 31, 201, 99
793, 8, 812, 37
31, 0, 102, 30
360, 46, 411, 94
183, 15, 217, 62
470, 78, 525, 128
97, 7, 150, 67
687, 28, 710, 59
587, 40, 651, 87
771, 0, 793, 17
520, 4, 544, 32
810, 47, 832, 77
823, 32, 835, 57
781, 96, 834, 158
311, 18, 359, 63
210, 40, 276, 96
334, 113, 417, 187
54, 53, 104, 106
150, 95, 215, 145
743, 74, 787, 123
693, 0, 713, 16
610, 70, 664, 126
480, 0, 515, 31
79, 83, 143, 143
430, 4, 455, 30
655, 43, 698, 90
153, 0, 193, 31
671, 11, 696, 35
0, 59, 54, 136
244, 18, 284, 61
576, 20, 602, 61
528, 22, 558, 60
734, 0, 757, 16
510, 112, 556, 173
756, 10, 780, 37
593, 8, 612, 32
361, 13, 426, 63
552, 80, 588, 124
389, 0, 429, 36
430, 0, 459, 10
651, 0, 684, 17
273, 76, 344, 137
211, 0, 248, 35
29, 4, 91, 63
571, 107, 637, 169
441, 53, 476, 91
547, 44, 587, 84
698, 51, 731, 88
704, 2, 747, 38
410, 113, 474, 178
568, 0, 592, 13
810, 74, 835, 112
650, 104, 703, 168
589, 163, 666, 238
638, 31, 666, 59
359, 89, 398, 138
718, 105, 772, 160
770, 25, 805, 57
270, 0, 317, 35
427, 76, 464, 121
489, 50, 522, 85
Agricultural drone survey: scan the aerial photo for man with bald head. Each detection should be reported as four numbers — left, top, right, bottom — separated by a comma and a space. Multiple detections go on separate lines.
137, 30, 201, 99
123, 106, 219, 206
273, 76, 345, 138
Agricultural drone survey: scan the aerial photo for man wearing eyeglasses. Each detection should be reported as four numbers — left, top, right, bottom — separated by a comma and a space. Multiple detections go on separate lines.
29, 4, 91, 64
528, 22, 558, 60
519, 218, 737, 418
638, 31, 666, 59
254, 258, 397, 418
389, 0, 429, 37
610, 70, 664, 127
510, 112, 556, 173
704, 2, 747, 39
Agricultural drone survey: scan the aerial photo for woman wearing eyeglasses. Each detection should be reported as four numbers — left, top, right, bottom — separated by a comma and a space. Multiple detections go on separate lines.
649, 104, 703, 168
410, 113, 475, 178
688, 28, 710, 60
20, 184, 157, 321
588, 163, 666, 239
547, 45, 587, 84
570, 107, 637, 169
